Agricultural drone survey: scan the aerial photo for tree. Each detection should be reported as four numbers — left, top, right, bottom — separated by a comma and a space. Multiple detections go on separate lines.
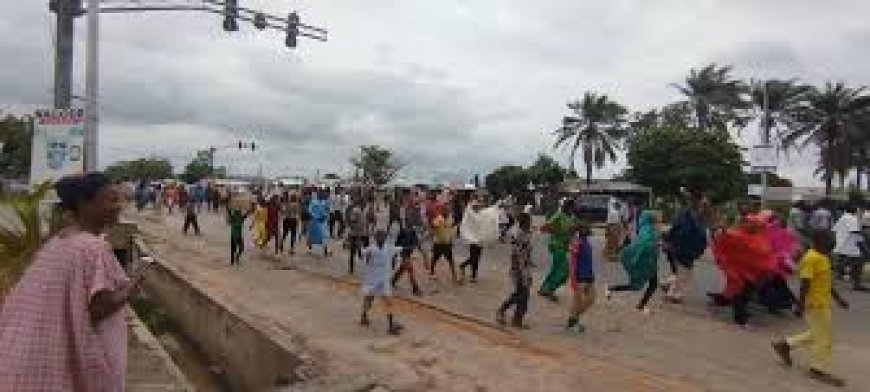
630, 102, 694, 133
181, 151, 213, 184
749, 79, 813, 144
672, 63, 749, 132
526, 153, 566, 189
552, 92, 628, 186
747, 172, 793, 187
782, 82, 870, 194
0, 114, 32, 179
350, 145, 403, 186
104, 157, 173, 182
484, 165, 529, 199
626, 126, 746, 203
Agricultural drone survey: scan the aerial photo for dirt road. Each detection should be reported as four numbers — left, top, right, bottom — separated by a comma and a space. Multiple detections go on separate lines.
133, 209, 869, 391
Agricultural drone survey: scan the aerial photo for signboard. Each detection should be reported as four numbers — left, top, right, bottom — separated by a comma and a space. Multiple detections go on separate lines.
747, 184, 765, 197
750, 144, 777, 174
29, 109, 85, 185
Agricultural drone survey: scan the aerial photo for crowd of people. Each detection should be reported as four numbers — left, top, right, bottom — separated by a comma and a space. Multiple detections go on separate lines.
0, 172, 865, 389
175, 183, 863, 387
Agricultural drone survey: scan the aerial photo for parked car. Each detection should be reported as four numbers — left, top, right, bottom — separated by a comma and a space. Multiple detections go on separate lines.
575, 195, 611, 223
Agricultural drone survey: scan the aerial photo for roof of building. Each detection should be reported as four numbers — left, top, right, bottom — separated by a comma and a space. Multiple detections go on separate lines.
560, 179, 652, 194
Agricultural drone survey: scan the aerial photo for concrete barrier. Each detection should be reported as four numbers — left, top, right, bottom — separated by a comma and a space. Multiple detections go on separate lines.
126, 308, 194, 391
134, 239, 318, 391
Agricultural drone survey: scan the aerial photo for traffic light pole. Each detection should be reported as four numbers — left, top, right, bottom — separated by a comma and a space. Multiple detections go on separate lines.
53, 2, 76, 109
50, 0, 327, 171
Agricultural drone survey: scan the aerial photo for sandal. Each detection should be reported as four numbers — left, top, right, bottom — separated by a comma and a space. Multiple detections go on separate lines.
388, 323, 404, 336
808, 369, 846, 388
771, 339, 792, 367
496, 311, 507, 327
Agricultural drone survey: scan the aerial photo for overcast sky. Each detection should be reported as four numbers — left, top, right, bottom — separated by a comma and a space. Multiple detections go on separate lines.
2, 0, 869, 185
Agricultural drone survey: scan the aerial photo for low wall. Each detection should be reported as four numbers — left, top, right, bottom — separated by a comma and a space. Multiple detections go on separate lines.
135, 240, 312, 391
126, 307, 194, 391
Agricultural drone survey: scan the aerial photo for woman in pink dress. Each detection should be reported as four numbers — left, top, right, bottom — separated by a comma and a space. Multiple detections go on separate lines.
0, 173, 149, 391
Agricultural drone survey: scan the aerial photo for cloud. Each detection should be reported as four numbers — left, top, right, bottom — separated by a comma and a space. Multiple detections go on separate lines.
3, 0, 870, 186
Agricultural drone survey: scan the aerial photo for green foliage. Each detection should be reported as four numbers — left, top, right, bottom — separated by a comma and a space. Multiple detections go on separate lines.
526, 154, 566, 189
0, 182, 53, 298
749, 79, 813, 142
181, 151, 213, 184
671, 63, 750, 132
626, 126, 746, 203
630, 102, 694, 131
104, 157, 173, 182
746, 172, 793, 187
0, 114, 32, 179
485, 165, 529, 198
552, 92, 628, 184
350, 145, 403, 186
781, 82, 870, 194
848, 188, 866, 206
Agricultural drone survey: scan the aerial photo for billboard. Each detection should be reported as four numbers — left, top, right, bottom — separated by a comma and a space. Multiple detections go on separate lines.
29, 109, 85, 185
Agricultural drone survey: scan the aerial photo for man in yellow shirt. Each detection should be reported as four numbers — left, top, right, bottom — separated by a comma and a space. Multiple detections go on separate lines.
772, 230, 850, 388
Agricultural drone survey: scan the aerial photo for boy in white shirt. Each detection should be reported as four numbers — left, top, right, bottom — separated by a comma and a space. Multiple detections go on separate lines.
832, 204, 868, 291
360, 230, 406, 335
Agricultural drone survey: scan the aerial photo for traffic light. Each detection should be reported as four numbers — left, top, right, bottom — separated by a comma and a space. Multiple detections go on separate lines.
223, 0, 239, 32
285, 12, 299, 48
250, 142, 256, 151
49, 0, 84, 16
254, 12, 267, 30
238, 141, 244, 149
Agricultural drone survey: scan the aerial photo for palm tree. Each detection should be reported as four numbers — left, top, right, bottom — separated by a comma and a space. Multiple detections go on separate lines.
672, 63, 750, 132
749, 79, 813, 144
783, 82, 870, 194
553, 92, 628, 186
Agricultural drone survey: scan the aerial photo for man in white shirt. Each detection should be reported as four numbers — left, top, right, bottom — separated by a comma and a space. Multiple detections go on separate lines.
832, 204, 868, 291
328, 189, 345, 238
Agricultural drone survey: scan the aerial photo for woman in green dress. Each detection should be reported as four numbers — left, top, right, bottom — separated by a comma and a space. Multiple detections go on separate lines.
605, 210, 661, 313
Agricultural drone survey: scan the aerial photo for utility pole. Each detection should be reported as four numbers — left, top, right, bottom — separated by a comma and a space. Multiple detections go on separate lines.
84, 0, 100, 171
52, 0, 80, 109
760, 82, 770, 207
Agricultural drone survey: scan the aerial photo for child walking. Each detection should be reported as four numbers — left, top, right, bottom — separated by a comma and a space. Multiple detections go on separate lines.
566, 226, 596, 333
227, 206, 249, 265
497, 213, 533, 329
345, 203, 370, 275
360, 230, 405, 335
393, 220, 423, 296
252, 198, 269, 250
772, 230, 850, 388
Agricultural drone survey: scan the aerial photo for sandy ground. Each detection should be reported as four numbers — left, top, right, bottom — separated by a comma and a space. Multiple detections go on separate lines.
131, 208, 870, 392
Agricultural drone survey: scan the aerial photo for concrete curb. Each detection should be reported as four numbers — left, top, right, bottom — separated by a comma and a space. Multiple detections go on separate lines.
134, 237, 325, 391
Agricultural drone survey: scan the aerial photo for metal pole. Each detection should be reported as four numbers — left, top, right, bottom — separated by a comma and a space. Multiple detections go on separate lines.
84, 0, 100, 171
758, 82, 770, 207
54, 4, 74, 109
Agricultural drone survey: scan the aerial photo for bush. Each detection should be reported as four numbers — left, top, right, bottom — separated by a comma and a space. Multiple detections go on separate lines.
0, 183, 54, 298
